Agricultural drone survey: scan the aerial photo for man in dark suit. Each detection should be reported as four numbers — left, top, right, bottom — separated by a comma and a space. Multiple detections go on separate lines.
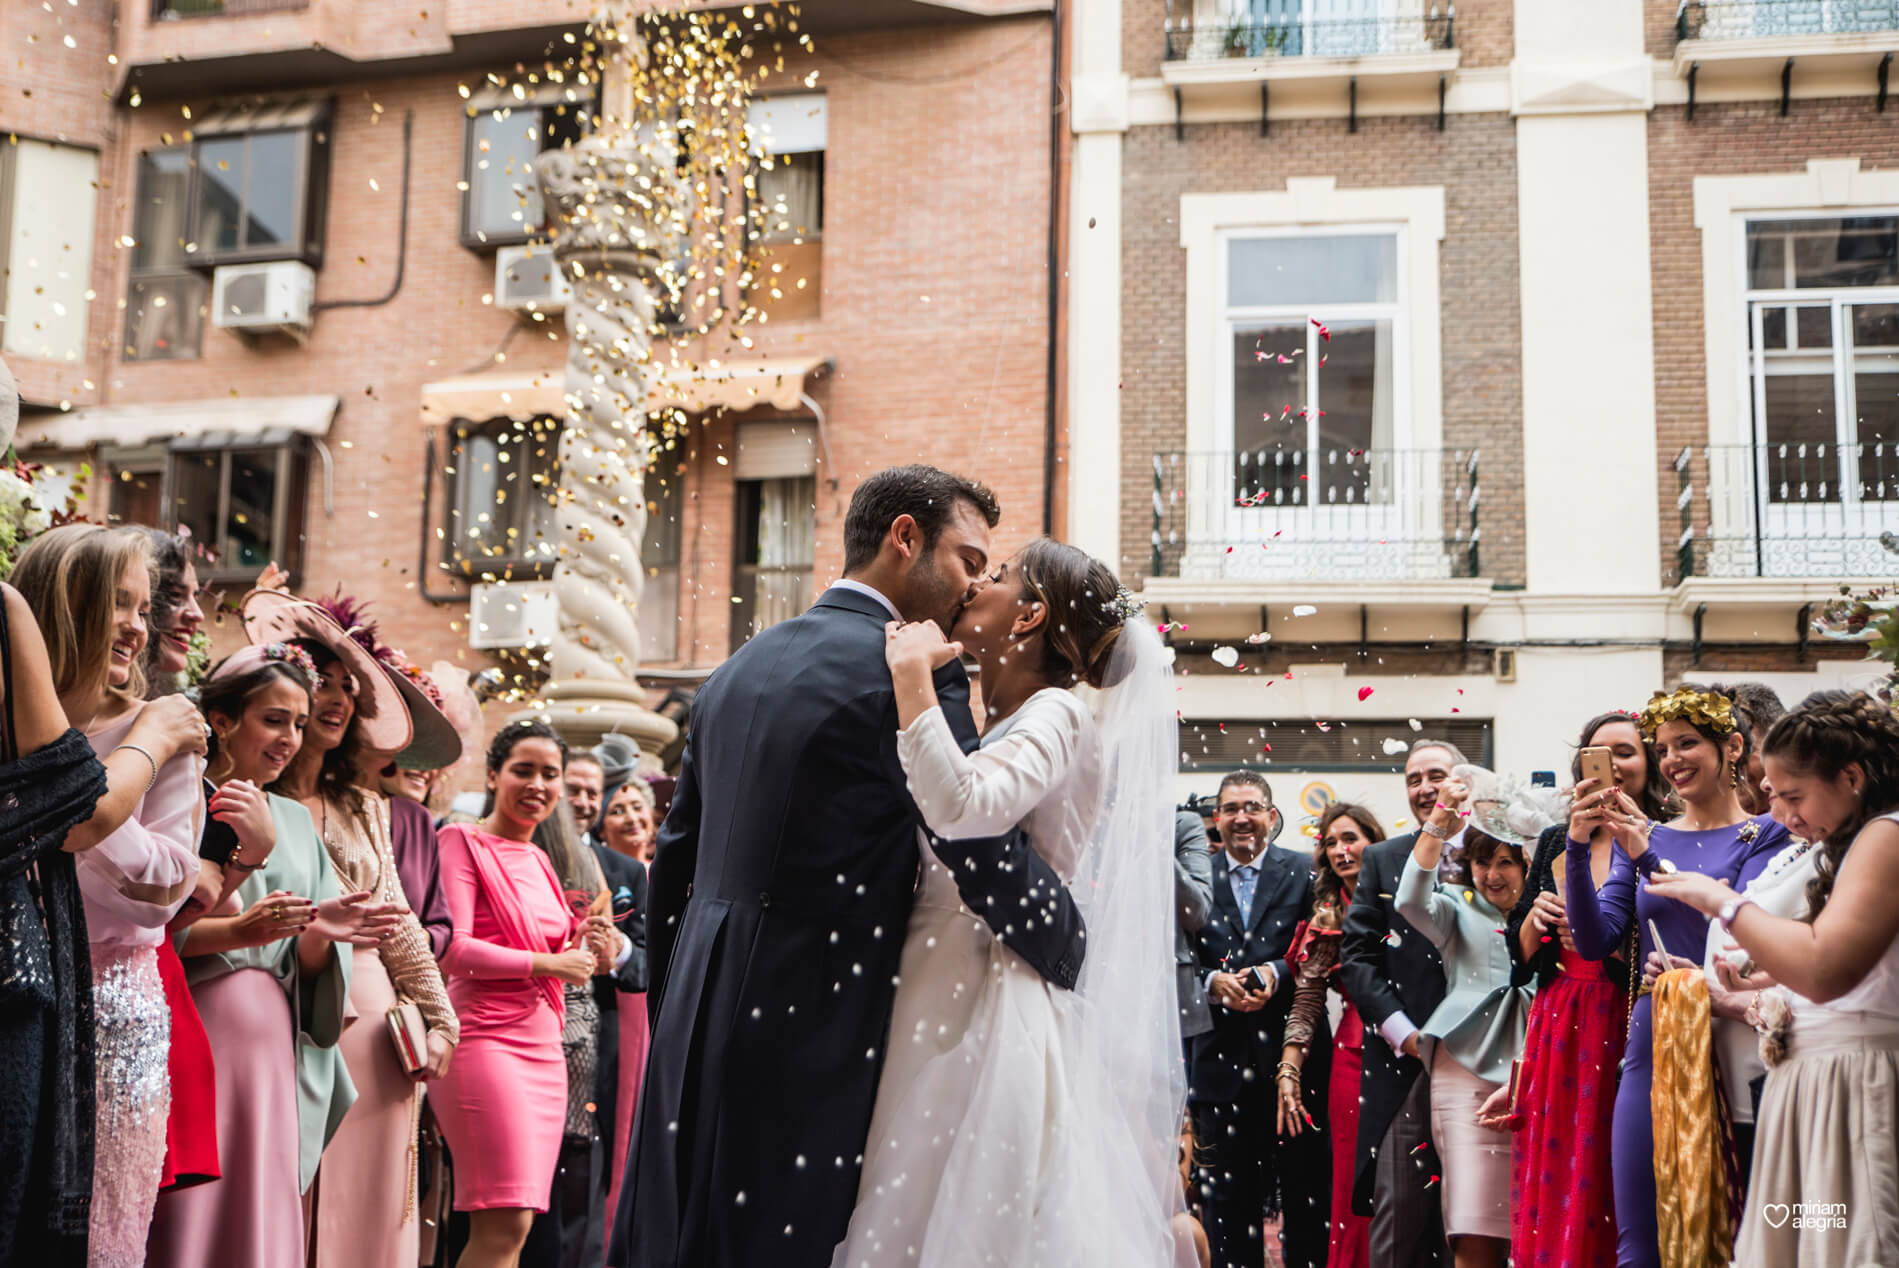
1175, 809, 1215, 1054
613, 466, 1087, 1268
1338, 739, 1466, 1268
1188, 772, 1330, 1268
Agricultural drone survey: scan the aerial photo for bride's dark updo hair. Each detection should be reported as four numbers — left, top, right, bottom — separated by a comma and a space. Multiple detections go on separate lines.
1014, 538, 1132, 689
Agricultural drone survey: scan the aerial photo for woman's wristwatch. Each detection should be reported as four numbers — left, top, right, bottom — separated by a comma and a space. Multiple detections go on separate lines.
1717, 893, 1756, 933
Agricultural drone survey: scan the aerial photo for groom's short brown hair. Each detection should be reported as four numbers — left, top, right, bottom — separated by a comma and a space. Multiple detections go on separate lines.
842, 465, 1001, 574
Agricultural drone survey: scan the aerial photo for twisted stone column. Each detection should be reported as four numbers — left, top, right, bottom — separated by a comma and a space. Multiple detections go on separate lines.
521, 123, 678, 756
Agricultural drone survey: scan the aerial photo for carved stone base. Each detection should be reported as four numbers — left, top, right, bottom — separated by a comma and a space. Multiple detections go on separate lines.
514, 679, 679, 757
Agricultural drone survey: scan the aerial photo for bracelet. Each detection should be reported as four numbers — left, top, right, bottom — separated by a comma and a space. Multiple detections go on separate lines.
111, 743, 159, 796
1420, 818, 1452, 841
1275, 1061, 1302, 1083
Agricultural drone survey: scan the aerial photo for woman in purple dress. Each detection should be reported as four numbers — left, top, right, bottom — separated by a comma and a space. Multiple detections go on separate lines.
1563, 685, 1789, 1268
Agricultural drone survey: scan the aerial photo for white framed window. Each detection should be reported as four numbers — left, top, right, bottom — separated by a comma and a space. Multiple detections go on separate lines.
1692, 162, 1899, 577
1220, 226, 1406, 509
1178, 179, 1446, 581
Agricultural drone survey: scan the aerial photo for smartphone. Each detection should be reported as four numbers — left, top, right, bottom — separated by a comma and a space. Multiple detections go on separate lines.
1506, 1058, 1524, 1115
1578, 746, 1615, 793
1247, 965, 1273, 993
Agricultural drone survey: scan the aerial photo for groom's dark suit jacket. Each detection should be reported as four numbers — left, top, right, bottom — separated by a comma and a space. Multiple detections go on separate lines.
611, 585, 1087, 1268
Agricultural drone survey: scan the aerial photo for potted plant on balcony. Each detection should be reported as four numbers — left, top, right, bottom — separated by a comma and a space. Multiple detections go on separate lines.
1677, 0, 1708, 40
1223, 18, 1253, 56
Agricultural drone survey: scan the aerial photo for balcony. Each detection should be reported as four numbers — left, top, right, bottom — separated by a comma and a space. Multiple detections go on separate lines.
1150, 447, 1480, 580
1159, 3, 1459, 119
1675, 441, 1899, 580
1672, 0, 1899, 92
153, 0, 307, 16
1164, 8, 1454, 61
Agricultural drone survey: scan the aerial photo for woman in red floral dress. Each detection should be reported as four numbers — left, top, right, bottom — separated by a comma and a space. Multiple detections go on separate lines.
1484, 712, 1661, 1267
1275, 801, 1384, 1268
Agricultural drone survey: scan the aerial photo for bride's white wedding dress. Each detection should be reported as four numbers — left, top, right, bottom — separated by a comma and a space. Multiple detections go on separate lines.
832, 667, 1189, 1268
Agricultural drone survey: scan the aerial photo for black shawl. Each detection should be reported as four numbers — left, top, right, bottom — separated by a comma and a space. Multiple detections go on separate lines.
0, 592, 108, 1264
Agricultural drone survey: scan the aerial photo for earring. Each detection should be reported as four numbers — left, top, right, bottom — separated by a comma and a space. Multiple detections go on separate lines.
1729, 762, 1742, 789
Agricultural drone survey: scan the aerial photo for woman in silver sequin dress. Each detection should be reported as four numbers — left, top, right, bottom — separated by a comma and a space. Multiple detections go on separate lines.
11, 526, 209, 1268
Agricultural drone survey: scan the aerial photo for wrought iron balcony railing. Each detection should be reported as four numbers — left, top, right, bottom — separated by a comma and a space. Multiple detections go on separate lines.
1151, 447, 1480, 582
1675, 441, 1899, 579
1678, 0, 1899, 41
153, 0, 307, 17
1163, 8, 1455, 61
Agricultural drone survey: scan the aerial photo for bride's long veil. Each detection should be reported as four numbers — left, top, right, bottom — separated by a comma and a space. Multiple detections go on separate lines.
1061, 617, 1196, 1266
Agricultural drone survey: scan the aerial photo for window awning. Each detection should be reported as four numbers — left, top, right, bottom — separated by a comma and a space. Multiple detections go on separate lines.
15, 394, 340, 453
190, 96, 333, 136
418, 355, 832, 426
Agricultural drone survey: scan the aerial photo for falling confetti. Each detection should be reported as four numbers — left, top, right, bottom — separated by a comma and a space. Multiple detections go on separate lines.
1357, 686, 1375, 702
1210, 646, 1240, 668
1381, 738, 1408, 756
1245, 632, 1271, 644
1292, 605, 1317, 617
1311, 317, 1331, 341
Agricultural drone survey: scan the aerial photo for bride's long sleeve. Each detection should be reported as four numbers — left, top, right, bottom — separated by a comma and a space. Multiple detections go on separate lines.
897, 690, 1085, 840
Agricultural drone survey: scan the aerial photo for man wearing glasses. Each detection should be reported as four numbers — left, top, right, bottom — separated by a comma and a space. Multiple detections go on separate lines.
1187, 772, 1330, 1268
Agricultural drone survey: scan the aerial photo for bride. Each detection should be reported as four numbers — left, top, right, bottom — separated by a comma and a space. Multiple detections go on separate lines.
832, 538, 1194, 1268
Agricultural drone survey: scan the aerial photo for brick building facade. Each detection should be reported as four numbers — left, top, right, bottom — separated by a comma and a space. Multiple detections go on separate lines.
1070, 0, 1899, 810
2, 0, 1057, 780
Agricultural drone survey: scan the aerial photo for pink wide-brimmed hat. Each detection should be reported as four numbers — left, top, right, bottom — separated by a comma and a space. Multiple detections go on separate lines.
239, 588, 412, 754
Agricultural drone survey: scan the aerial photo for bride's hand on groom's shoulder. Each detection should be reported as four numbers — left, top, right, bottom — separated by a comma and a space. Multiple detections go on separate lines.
885, 620, 963, 675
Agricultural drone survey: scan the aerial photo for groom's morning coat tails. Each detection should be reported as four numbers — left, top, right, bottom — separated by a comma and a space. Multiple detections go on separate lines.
612, 585, 1087, 1268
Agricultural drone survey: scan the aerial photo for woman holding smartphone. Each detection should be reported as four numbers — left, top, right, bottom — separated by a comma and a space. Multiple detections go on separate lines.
1562, 686, 1788, 1268
1486, 712, 1662, 1267
1275, 801, 1384, 1268
432, 720, 595, 1268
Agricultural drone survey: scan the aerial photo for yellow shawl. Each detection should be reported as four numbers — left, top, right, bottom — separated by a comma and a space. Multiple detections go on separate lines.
1650, 967, 1738, 1268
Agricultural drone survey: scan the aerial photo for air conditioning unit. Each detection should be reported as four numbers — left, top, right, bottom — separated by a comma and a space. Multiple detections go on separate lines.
211, 261, 315, 340
496, 244, 571, 316
469, 581, 559, 650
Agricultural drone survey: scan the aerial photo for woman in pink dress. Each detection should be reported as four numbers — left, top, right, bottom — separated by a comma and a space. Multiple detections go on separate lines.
433, 719, 597, 1268
12, 525, 207, 1267
1276, 801, 1383, 1268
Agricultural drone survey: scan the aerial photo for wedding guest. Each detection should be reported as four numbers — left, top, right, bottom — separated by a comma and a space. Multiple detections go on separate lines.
602, 774, 657, 864
1724, 681, 1785, 818
148, 644, 397, 1268
13, 525, 205, 1267
375, 659, 477, 955
1396, 768, 1545, 1268
595, 780, 653, 1242
1340, 739, 1468, 1268
0, 582, 108, 1268
1490, 711, 1659, 1267
1648, 689, 1899, 1268
245, 590, 460, 1268
433, 720, 595, 1268
593, 732, 642, 832
1277, 801, 1385, 1268
564, 750, 607, 847
134, 528, 231, 1200
1564, 685, 1788, 1268
131, 527, 204, 696
1175, 808, 1215, 1055
1188, 771, 1329, 1268
522, 802, 626, 1268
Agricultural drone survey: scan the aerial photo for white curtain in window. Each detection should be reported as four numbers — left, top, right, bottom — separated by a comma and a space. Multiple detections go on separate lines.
758, 154, 821, 241
753, 475, 816, 629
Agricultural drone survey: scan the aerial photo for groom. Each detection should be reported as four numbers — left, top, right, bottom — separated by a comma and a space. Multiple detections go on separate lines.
611, 465, 1088, 1268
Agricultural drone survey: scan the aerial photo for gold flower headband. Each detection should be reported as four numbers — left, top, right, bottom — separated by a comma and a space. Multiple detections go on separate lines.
1638, 687, 1738, 739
